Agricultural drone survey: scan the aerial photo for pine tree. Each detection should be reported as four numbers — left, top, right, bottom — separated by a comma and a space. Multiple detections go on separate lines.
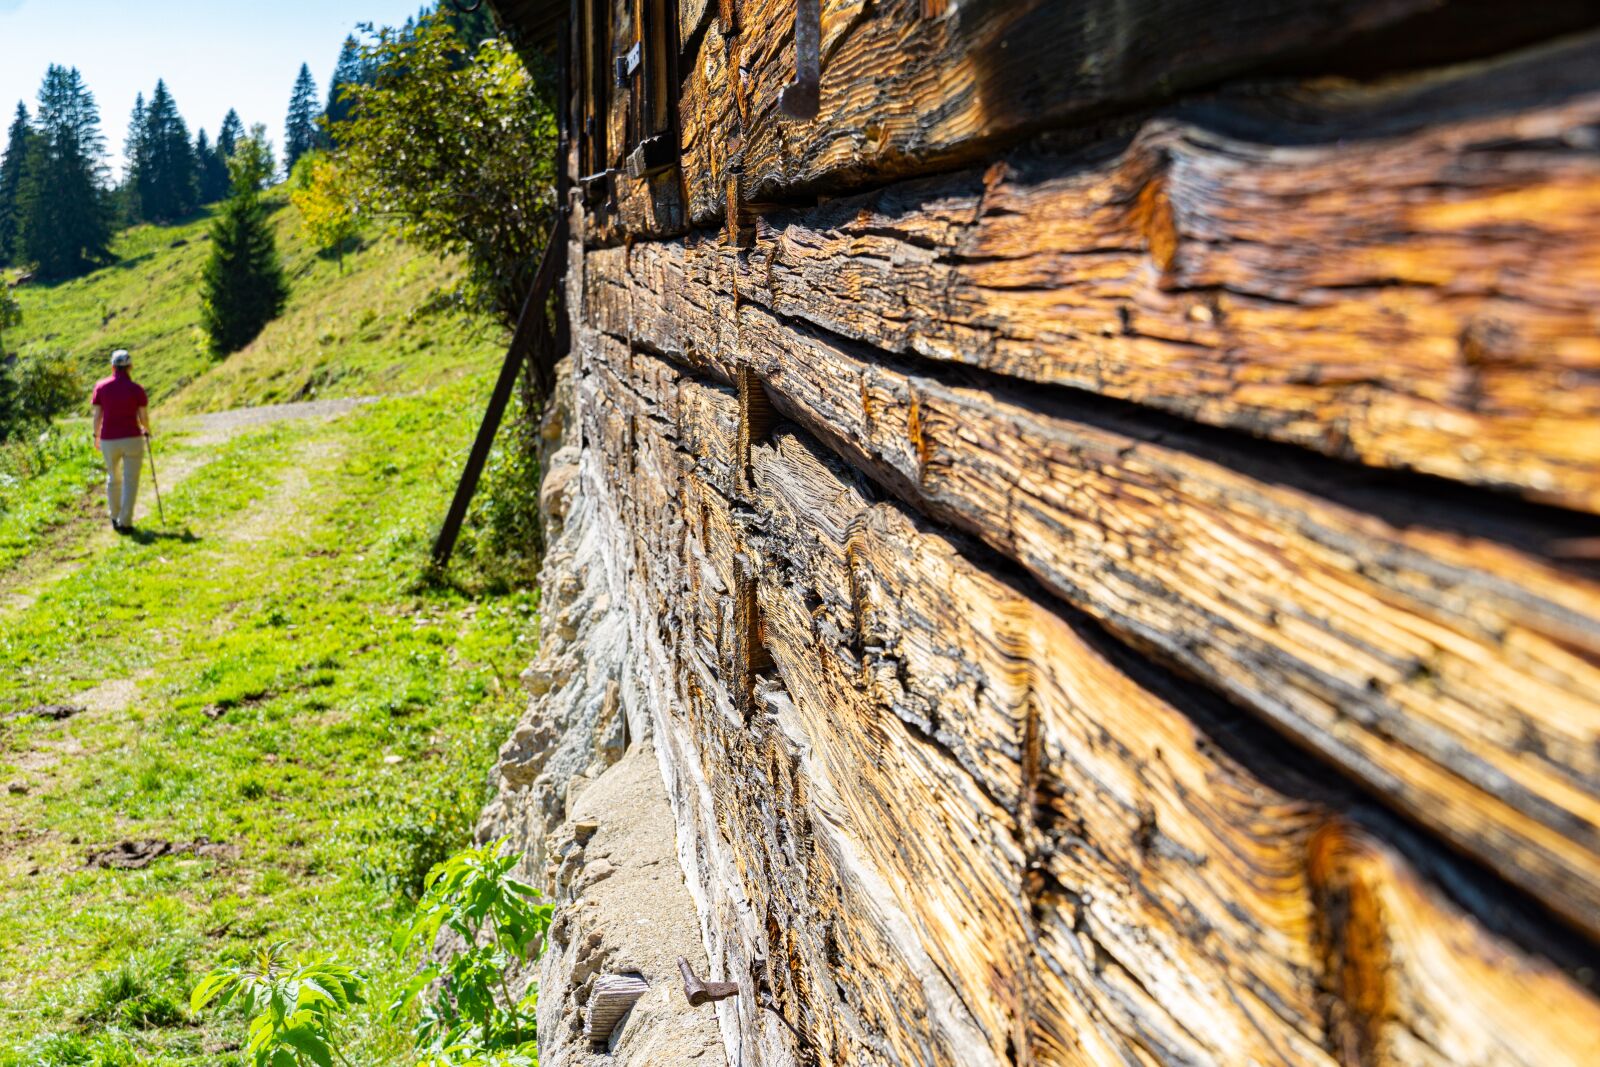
284, 64, 320, 174
137, 79, 197, 221
0, 102, 36, 265
16, 66, 112, 279
200, 127, 287, 354
195, 128, 229, 203
216, 108, 244, 159
122, 91, 149, 222
324, 36, 370, 137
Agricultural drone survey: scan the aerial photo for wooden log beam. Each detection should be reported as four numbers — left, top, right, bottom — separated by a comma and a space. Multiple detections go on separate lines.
583, 244, 1600, 940
615, 34, 1600, 508
751, 424, 1600, 1067
577, 334, 1600, 1063
667, 0, 1600, 228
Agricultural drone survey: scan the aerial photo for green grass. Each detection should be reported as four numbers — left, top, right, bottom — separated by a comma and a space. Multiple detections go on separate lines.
0, 378, 537, 1063
0, 200, 538, 1061
6, 191, 507, 412
0, 423, 101, 573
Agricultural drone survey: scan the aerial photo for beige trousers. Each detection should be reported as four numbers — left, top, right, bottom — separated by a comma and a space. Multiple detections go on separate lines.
100, 436, 144, 526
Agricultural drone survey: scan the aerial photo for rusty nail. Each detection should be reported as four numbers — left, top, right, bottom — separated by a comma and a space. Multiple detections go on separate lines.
778, 0, 820, 120
678, 956, 741, 1006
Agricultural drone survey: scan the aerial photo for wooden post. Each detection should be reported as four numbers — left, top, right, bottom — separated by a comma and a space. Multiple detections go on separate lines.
430, 213, 569, 567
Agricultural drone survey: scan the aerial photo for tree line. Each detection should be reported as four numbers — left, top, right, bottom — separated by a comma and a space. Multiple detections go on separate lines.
0, 42, 381, 282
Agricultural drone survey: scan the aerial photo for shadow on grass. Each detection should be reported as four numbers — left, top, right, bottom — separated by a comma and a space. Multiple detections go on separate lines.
124, 527, 201, 546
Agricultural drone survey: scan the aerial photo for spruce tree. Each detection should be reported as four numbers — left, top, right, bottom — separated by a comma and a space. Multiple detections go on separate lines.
0, 102, 35, 265
199, 128, 287, 354
122, 92, 149, 222
139, 80, 197, 221
216, 109, 244, 159
324, 36, 368, 136
284, 64, 320, 174
195, 128, 229, 203
17, 66, 112, 279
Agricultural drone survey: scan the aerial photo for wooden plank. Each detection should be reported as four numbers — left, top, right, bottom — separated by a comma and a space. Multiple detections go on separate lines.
586, 249, 1600, 939
590, 361, 1600, 1064
748, 426, 1600, 1067
747, 42, 1600, 509
1308, 823, 1600, 1067
669, 0, 1600, 227
602, 34, 1600, 508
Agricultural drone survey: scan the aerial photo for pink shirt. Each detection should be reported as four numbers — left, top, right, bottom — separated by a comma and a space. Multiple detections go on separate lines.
91, 371, 148, 441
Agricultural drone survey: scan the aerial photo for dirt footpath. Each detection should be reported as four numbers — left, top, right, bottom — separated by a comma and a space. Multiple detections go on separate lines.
0, 397, 379, 615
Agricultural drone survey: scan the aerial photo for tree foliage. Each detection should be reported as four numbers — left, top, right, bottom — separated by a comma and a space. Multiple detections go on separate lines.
16, 66, 112, 279
199, 126, 287, 355
0, 102, 35, 265
289, 151, 361, 270
230, 125, 277, 195
128, 79, 199, 222
437, 2, 500, 46
121, 91, 148, 220
284, 63, 321, 175
324, 36, 374, 135
216, 108, 245, 159
339, 14, 556, 327
196, 127, 230, 203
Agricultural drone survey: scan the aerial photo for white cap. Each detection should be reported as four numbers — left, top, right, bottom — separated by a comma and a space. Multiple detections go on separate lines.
110, 349, 131, 367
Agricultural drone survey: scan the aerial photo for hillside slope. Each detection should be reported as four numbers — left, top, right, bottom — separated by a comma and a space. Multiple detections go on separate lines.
0, 192, 540, 1063
6, 191, 507, 412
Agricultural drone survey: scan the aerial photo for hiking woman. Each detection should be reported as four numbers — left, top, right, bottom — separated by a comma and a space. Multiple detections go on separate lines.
90, 349, 150, 533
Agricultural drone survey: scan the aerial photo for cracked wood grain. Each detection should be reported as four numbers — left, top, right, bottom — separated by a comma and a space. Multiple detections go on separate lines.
621, 34, 1600, 508
663, 0, 1600, 226
576, 325, 1600, 1064
585, 244, 1600, 941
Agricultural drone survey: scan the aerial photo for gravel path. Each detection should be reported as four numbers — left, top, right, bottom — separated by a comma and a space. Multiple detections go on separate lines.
172, 396, 380, 446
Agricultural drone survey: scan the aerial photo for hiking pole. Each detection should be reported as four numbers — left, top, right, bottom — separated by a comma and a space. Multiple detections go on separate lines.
143, 432, 166, 527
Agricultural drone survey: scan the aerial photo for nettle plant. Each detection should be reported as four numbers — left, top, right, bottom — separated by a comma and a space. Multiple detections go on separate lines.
391, 837, 552, 1056
190, 942, 364, 1067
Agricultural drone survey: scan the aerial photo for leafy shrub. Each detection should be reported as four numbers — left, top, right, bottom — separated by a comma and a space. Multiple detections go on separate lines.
190, 942, 364, 1067
193, 842, 549, 1065
453, 381, 541, 591
390, 838, 550, 1055
16, 352, 82, 422
339, 13, 557, 328
289, 152, 362, 272
0, 351, 82, 443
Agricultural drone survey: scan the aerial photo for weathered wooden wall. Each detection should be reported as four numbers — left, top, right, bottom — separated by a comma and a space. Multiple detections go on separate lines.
492, 1, 1600, 1063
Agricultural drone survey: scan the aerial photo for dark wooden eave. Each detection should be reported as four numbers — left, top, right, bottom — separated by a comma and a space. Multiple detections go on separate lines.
487, 0, 565, 51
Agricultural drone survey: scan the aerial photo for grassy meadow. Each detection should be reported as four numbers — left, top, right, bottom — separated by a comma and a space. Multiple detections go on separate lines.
0, 203, 538, 1063
6, 192, 503, 411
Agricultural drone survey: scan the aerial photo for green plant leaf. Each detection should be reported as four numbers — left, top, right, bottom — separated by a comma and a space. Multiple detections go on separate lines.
282, 1025, 335, 1067
191, 969, 237, 1013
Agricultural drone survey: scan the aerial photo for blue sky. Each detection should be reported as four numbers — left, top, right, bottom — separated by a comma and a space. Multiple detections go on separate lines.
0, 0, 427, 176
